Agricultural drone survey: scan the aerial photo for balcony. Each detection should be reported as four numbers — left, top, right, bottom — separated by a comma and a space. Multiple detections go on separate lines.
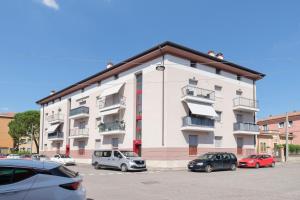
181, 85, 215, 104
99, 121, 126, 136
181, 116, 215, 132
47, 114, 64, 124
48, 132, 64, 141
69, 106, 89, 119
233, 97, 259, 112
99, 96, 126, 116
69, 128, 89, 139
233, 122, 259, 135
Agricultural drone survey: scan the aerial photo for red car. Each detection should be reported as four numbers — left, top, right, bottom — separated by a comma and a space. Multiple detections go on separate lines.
238, 154, 275, 168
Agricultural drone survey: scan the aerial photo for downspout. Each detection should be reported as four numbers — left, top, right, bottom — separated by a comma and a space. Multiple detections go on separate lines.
41, 104, 45, 153
159, 46, 165, 147
253, 80, 257, 153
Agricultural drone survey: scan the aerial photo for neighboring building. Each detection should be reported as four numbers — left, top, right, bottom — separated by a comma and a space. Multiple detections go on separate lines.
19, 136, 38, 153
257, 112, 299, 155
37, 41, 265, 167
0, 113, 14, 154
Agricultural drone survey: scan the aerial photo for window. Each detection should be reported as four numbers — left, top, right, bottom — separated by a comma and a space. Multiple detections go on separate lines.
190, 60, 197, 68
216, 111, 222, 122
289, 121, 293, 127
215, 136, 222, 147
236, 90, 243, 96
214, 85, 222, 91
216, 69, 221, 75
114, 74, 119, 80
188, 78, 198, 86
94, 151, 103, 157
278, 122, 285, 128
0, 167, 13, 185
97, 81, 101, 86
112, 138, 119, 148
260, 142, 267, 153
78, 141, 85, 155
13, 168, 35, 183
79, 100, 86, 105
237, 75, 241, 81
81, 88, 85, 93
102, 151, 112, 157
114, 151, 121, 158
188, 135, 198, 156
262, 124, 268, 131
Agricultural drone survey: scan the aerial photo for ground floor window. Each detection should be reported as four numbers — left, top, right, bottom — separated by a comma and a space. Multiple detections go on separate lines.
112, 138, 119, 148
237, 137, 243, 155
189, 135, 198, 156
215, 136, 223, 147
260, 142, 267, 153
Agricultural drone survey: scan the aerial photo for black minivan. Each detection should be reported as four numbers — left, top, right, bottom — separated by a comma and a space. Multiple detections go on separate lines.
188, 152, 237, 173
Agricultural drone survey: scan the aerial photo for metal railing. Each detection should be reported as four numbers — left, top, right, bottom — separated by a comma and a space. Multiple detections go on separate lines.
48, 132, 63, 139
98, 96, 126, 109
99, 121, 125, 132
47, 114, 64, 122
182, 85, 215, 101
234, 122, 259, 132
70, 128, 89, 137
69, 106, 89, 117
182, 116, 215, 128
233, 97, 259, 108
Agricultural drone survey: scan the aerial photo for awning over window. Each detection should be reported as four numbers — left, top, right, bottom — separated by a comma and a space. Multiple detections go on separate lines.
46, 123, 61, 133
100, 83, 124, 97
100, 108, 120, 116
187, 102, 218, 118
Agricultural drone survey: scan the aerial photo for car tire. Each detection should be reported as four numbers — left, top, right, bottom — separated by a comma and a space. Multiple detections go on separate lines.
94, 162, 99, 169
121, 164, 128, 172
271, 162, 275, 168
230, 164, 237, 171
205, 165, 212, 173
255, 163, 260, 169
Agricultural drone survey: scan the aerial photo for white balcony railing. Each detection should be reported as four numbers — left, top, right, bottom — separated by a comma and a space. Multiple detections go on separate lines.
69, 128, 89, 138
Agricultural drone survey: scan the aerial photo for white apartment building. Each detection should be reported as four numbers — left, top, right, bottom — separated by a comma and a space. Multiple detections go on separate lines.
37, 41, 265, 167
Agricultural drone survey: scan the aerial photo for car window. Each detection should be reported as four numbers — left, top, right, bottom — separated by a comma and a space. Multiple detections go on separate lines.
0, 167, 13, 185
114, 151, 121, 158
13, 168, 36, 183
223, 154, 230, 160
54, 155, 59, 158
215, 154, 222, 160
103, 151, 112, 157
264, 155, 270, 158
94, 151, 103, 157
230, 153, 237, 160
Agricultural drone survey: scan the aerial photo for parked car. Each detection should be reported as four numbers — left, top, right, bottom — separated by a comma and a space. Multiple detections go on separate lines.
0, 159, 85, 200
0, 154, 7, 159
6, 154, 21, 159
20, 154, 32, 160
188, 152, 237, 173
32, 154, 49, 161
92, 149, 147, 172
238, 154, 275, 168
50, 154, 75, 165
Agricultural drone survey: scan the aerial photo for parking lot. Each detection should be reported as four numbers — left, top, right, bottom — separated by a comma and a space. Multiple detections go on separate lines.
68, 162, 300, 200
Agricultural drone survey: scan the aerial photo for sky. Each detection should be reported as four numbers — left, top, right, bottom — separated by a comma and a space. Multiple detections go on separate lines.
0, 0, 299, 119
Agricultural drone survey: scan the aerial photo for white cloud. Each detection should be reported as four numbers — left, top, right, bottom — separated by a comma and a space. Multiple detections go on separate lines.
42, 0, 59, 10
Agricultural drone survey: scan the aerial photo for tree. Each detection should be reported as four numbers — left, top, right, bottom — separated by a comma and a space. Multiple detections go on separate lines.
8, 110, 40, 153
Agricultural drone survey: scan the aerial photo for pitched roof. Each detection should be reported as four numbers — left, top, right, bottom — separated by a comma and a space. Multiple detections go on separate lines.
36, 41, 265, 105
258, 111, 300, 124
0, 112, 15, 118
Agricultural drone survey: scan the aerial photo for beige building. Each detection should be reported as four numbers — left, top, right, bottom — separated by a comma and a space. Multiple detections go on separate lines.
19, 136, 38, 154
0, 113, 14, 154
37, 41, 265, 167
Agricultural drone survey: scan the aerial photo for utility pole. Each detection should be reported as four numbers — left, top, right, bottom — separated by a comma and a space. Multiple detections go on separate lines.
285, 112, 289, 162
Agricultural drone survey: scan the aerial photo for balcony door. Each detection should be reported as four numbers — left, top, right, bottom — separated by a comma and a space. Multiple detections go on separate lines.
237, 137, 243, 155
189, 135, 198, 156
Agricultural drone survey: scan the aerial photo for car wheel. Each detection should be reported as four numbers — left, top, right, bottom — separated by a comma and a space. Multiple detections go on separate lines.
271, 162, 275, 168
121, 164, 128, 172
94, 162, 99, 169
230, 164, 237, 171
205, 165, 212, 173
255, 163, 260, 169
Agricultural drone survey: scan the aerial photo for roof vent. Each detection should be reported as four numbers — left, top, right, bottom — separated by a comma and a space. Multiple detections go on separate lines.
216, 53, 224, 60
50, 90, 56, 95
208, 50, 216, 57
106, 62, 113, 69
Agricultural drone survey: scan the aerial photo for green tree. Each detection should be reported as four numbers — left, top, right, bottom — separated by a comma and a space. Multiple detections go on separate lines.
8, 110, 40, 153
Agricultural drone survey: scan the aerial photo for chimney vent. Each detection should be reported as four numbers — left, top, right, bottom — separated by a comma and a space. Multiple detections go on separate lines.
216, 53, 224, 60
106, 62, 113, 69
208, 50, 216, 57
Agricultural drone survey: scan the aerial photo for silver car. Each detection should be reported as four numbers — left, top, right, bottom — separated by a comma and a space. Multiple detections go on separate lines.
92, 150, 147, 172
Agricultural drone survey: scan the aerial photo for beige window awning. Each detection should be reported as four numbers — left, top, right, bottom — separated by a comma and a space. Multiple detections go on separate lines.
187, 102, 218, 118
100, 83, 124, 97
46, 123, 61, 133
100, 108, 120, 116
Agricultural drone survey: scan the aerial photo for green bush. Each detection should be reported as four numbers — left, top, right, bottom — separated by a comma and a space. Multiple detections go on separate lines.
288, 144, 300, 154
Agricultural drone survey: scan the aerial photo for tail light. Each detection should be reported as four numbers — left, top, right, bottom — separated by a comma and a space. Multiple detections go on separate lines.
59, 181, 81, 190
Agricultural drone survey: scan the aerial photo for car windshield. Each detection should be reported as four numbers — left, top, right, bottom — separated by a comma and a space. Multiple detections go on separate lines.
60, 155, 70, 158
198, 154, 214, 159
121, 151, 139, 157
247, 155, 258, 159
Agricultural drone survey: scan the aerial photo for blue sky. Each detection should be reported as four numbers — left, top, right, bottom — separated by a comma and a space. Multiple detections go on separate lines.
0, 0, 299, 119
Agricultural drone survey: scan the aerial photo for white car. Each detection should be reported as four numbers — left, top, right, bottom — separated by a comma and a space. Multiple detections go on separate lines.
0, 159, 86, 200
6, 154, 21, 159
51, 154, 76, 165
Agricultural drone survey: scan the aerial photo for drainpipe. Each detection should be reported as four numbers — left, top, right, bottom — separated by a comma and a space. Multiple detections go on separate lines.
41, 104, 45, 153
158, 46, 165, 147
253, 80, 257, 152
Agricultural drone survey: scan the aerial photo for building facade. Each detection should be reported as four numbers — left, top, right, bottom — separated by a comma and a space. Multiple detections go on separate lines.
19, 136, 38, 153
0, 113, 14, 154
37, 42, 264, 167
257, 112, 300, 155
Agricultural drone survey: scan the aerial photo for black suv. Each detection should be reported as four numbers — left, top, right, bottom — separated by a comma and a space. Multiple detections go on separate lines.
188, 152, 237, 173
